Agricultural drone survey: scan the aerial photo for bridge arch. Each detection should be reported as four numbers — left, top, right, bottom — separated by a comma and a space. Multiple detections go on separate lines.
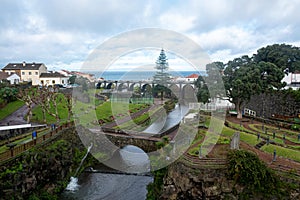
117, 83, 128, 91
182, 84, 197, 104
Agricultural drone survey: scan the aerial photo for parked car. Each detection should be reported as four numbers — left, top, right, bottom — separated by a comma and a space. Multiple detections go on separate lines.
54, 84, 65, 88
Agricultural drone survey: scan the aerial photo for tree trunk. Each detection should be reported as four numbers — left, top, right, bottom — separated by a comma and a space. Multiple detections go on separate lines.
236, 100, 243, 119
42, 109, 46, 123
27, 103, 32, 123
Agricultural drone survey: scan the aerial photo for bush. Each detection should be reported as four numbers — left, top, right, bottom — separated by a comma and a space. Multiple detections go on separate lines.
227, 150, 286, 197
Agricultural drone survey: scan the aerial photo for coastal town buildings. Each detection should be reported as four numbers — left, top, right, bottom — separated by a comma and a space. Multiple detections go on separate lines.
39, 72, 69, 86
2, 62, 47, 85
0, 71, 20, 84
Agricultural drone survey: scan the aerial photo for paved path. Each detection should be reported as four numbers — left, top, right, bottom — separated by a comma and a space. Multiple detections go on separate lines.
0, 105, 29, 126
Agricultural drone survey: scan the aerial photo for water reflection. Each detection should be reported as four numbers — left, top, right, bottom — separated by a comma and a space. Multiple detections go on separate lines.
61, 173, 153, 200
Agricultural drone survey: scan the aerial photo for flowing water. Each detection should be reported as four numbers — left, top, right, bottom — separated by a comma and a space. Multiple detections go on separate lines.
61, 145, 153, 200
61, 104, 188, 199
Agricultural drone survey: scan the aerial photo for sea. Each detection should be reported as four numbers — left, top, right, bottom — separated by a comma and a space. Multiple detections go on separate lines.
84, 70, 205, 81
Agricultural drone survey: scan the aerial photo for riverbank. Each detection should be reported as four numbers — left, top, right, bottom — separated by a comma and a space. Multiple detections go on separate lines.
0, 126, 98, 199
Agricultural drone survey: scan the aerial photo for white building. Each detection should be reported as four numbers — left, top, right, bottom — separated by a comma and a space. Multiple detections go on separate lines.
283, 71, 300, 90
2, 62, 47, 85
0, 72, 20, 84
39, 72, 69, 86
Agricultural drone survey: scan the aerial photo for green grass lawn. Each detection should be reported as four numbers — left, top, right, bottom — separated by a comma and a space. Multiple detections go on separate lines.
31, 94, 70, 124
250, 124, 300, 144
72, 101, 150, 126
261, 144, 300, 162
114, 105, 163, 131
221, 126, 259, 146
0, 100, 25, 120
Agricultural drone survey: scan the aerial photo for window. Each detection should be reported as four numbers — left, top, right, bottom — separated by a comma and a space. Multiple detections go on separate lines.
29, 72, 32, 75
52, 80, 55, 84
62, 80, 65, 84
22, 72, 25, 75
41, 80, 44, 85
35, 72, 38, 75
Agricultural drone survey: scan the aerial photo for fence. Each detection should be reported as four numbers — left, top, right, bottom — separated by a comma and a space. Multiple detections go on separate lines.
0, 121, 74, 163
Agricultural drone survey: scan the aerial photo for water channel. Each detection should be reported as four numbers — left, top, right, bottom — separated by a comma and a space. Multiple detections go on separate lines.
61, 104, 188, 199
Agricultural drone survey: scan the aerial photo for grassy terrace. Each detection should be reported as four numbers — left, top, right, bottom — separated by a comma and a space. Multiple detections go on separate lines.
30, 88, 151, 126
249, 124, 300, 144
261, 144, 300, 162
113, 105, 163, 131
0, 100, 24, 120
225, 119, 300, 163
187, 115, 299, 164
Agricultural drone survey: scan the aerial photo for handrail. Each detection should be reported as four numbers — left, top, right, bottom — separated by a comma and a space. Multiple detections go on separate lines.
0, 121, 75, 164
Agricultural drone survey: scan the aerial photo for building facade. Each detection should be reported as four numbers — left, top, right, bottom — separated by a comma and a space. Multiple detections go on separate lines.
39, 72, 69, 86
2, 62, 47, 85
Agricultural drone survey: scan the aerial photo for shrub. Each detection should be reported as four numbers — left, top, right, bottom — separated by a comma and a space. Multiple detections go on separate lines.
227, 150, 286, 197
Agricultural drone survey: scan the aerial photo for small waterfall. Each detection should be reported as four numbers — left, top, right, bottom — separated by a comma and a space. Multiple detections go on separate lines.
65, 143, 93, 191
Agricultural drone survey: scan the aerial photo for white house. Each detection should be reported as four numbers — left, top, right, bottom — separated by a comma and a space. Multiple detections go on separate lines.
0, 71, 20, 84
2, 62, 47, 85
185, 74, 199, 82
173, 73, 200, 82
39, 72, 69, 86
283, 71, 300, 90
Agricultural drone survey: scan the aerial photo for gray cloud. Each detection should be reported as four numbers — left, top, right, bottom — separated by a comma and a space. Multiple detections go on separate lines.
1, 0, 300, 69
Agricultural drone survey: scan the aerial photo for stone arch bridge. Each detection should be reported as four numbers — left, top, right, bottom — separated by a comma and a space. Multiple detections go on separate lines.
96, 80, 198, 104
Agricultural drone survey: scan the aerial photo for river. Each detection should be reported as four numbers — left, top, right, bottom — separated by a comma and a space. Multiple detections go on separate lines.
61, 104, 188, 199
61, 173, 153, 200
61, 145, 153, 200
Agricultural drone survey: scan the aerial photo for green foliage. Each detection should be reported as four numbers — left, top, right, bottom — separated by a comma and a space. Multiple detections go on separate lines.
0, 86, 18, 103
146, 168, 168, 200
223, 56, 262, 117
227, 150, 285, 197
153, 49, 172, 85
254, 43, 300, 73
68, 75, 76, 84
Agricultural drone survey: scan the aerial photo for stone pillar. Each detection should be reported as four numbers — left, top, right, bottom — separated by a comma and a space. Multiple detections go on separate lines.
230, 132, 240, 150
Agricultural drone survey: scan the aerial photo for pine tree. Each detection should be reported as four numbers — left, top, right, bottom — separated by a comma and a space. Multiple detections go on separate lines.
153, 49, 171, 85
153, 49, 172, 100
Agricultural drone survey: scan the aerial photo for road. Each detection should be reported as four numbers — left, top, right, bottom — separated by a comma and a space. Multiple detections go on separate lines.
0, 105, 31, 126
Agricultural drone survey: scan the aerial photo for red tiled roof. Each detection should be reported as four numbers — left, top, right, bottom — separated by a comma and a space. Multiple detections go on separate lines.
186, 73, 199, 78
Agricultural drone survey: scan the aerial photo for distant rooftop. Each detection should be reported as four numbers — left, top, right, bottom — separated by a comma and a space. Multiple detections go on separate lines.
40, 72, 66, 78
186, 73, 199, 78
2, 62, 45, 70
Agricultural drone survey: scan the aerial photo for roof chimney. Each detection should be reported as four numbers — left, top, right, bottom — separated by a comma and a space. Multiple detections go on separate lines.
22, 61, 26, 67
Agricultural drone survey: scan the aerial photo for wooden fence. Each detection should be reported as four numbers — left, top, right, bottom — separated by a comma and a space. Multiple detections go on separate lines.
0, 121, 74, 163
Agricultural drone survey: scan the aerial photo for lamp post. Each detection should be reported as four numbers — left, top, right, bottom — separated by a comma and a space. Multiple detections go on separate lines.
261, 71, 268, 130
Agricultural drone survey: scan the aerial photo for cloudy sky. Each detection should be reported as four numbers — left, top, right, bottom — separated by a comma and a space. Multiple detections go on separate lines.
1, 0, 300, 71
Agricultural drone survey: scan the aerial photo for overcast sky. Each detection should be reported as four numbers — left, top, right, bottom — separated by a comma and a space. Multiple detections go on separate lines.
1, 0, 300, 71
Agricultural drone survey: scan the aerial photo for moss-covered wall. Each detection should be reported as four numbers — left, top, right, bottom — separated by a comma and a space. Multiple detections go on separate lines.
0, 127, 98, 199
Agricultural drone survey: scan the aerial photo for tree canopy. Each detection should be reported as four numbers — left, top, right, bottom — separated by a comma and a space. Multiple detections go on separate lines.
195, 43, 300, 119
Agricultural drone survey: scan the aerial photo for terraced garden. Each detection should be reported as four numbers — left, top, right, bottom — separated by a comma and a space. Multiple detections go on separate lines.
181, 115, 300, 180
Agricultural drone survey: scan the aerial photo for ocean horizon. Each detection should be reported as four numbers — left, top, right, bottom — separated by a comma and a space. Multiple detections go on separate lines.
84, 70, 205, 81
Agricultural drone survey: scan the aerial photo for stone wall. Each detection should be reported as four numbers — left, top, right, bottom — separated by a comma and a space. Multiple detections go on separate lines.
245, 92, 300, 118
159, 160, 300, 200
0, 127, 96, 199
160, 162, 238, 200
